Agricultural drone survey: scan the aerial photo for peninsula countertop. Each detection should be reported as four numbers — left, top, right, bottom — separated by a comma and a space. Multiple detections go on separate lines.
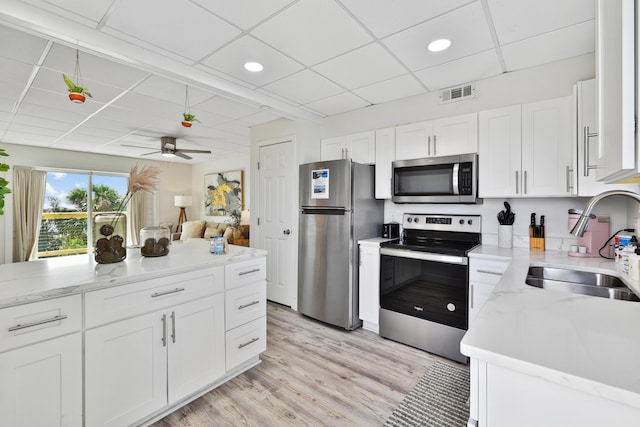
462, 246, 640, 409
0, 240, 266, 309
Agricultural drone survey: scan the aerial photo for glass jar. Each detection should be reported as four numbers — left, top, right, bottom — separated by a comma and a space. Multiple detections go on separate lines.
93, 212, 127, 264
140, 226, 171, 257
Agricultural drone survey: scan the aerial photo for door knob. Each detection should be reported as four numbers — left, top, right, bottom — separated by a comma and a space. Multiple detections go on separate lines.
283, 229, 291, 235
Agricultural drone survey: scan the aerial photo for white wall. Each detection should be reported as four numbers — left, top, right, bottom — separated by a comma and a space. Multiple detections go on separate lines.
0, 143, 192, 263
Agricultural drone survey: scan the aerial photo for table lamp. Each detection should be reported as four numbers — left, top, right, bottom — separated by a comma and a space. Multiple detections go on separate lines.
174, 195, 192, 233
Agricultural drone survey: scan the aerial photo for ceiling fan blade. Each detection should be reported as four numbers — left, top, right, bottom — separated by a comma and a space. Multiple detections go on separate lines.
141, 150, 161, 156
121, 143, 156, 149
175, 151, 192, 160
178, 149, 212, 154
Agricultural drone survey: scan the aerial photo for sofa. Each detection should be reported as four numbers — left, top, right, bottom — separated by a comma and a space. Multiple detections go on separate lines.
176, 220, 250, 247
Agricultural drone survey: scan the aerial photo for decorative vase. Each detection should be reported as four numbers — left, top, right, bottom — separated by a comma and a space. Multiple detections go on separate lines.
68, 92, 86, 103
140, 226, 170, 257
498, 225, 513, 249
181, 121, 192, 127
93, 213, 127, 264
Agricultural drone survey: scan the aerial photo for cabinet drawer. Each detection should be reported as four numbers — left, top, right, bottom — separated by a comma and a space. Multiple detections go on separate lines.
469, 259, 510, 285
225, 257, 267, 290
0, 295, 81, 353
85, 267, 224, 328
226, 282, 266, 331
226, 316, 266, 371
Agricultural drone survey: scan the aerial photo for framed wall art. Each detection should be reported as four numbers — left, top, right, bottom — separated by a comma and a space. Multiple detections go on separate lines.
204, 170, 244, 216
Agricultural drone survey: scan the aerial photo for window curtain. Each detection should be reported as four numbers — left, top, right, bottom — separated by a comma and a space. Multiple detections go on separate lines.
128, 190, 145, 246
12, 166, 47, 262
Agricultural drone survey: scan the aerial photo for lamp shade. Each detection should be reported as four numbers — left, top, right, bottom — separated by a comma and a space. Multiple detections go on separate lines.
174, 195, 192, 207
240, 210, 250, 225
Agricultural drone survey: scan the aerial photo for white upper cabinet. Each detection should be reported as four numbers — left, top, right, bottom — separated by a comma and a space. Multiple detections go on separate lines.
595, 0, 637, 182
374, 127, 395, 199
320, 131, 375, 164
395, 113, 478, 160
479, 97, 573, 197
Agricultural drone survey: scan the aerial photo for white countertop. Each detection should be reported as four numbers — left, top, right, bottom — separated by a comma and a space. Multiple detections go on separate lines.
462, 246, 640, 409
0, 240, 266, 309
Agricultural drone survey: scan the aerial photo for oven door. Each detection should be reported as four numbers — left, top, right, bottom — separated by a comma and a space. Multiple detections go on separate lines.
379, 247, 468, 330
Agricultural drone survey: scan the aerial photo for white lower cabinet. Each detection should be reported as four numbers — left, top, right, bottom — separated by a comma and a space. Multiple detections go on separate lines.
85, 294, 225, 427
0, 295, 82, 427
468, 257, 510, 326
358, 239, 382, 333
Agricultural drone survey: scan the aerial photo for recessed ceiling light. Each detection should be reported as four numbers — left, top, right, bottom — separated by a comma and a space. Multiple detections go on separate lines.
427, 38, 451, 52
244, 61, 264, 72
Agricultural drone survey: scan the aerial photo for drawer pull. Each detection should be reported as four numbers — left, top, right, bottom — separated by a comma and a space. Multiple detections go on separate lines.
161, 314, 167, 347
8, 314, 68, 332
238, 268, 260, 276
171, 311, 176, 344
151, 287, 185, 298
239, 300, 260, 310
238, 337, 260, 349
476, 269, 503, 276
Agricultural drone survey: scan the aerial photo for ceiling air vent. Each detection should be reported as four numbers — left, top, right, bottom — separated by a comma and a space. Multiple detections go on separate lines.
440, 83, 475, 103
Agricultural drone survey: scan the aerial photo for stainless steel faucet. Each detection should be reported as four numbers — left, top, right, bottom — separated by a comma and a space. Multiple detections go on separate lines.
570, 190, 640, 237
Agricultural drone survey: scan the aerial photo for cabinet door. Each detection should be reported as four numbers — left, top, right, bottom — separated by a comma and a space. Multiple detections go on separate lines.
320, 136, 346, 161
346, 131, 375, 164
374, 127, 395, 199
432, 112, 478, 157
468, 258, 509, 325
478, 105, 522, 197
358, 243, 380, 332
595, 0, 636, 182
0, 333, 82, 427
85, 311, 167, 427
521, 97, 573, 196
395, 120, 431, 160
168, 294, 225, 404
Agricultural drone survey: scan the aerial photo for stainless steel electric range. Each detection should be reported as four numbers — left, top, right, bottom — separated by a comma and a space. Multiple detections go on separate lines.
379, 213, 481, 363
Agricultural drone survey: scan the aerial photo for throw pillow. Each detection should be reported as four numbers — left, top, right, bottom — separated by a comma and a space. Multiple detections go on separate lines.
203, 226, 224, 240
180, 220, 206, 240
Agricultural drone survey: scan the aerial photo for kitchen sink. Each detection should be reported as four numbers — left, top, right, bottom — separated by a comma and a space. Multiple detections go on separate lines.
525, 266, 640, 302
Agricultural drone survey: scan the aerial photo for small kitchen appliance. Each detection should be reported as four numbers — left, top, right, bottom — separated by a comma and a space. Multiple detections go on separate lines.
382, 222, 400, 239
568, 209, 610, 257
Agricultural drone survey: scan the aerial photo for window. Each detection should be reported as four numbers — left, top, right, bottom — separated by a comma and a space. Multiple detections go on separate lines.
38, 171, 128, 258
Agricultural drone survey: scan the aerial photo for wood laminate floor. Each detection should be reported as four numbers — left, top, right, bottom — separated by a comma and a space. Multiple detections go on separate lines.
152, 302, 466, 427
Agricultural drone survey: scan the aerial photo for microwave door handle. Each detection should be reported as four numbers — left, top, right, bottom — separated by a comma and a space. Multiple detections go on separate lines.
452, 163, 460, 195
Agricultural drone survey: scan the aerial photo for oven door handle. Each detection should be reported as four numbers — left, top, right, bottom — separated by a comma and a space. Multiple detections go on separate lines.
380, 247, 468, 265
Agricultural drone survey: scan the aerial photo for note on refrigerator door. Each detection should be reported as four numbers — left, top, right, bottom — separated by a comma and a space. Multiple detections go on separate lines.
311, 168, 329, 199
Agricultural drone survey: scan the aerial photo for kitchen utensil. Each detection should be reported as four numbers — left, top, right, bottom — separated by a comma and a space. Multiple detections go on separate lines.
498, 201, 515, 225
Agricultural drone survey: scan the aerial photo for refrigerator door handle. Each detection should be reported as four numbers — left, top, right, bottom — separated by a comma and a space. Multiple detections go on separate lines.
301, 207, 347, 215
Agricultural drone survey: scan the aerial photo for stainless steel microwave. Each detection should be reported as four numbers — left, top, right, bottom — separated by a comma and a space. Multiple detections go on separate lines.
392, 153, 479, 204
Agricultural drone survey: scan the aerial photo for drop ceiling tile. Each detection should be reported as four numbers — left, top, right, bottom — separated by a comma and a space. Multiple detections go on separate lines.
340, 0, 475, 38
415, 50, 502, 90
3, 131, 60, 146
352, 74, 425, 105
196, 95, 261, 120
487, 0, 595, 45
0, 57, 38, 87
502, 21, 594, 71
12, 113, 77, 131
260, 70, 344, 105
42, 43, 149, 89
382, 2, 494, 71
200, 35, 304, 87
304, 91, 369, 116
8, 122, 65, 137
104, 0, 241, 61
112, 91, 181, 119
190, 0, 295, 30
95, 105, 160, 125
131, 75, 214, 105
17, 102, 89, 124
20, 0, 116, 24
251, 0, 373, 66
238, 109, 282, 126
0, 24, 49, 64
312, 43, 406, 90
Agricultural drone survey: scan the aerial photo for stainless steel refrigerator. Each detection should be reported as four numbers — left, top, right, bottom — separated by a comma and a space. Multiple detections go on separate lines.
298, 159, 384, 330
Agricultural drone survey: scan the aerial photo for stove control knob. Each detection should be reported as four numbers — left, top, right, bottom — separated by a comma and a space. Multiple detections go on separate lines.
468, 219, 473, 225
459, 219, 465, 225
413, 217, 419, 223
407, 217, 413, 223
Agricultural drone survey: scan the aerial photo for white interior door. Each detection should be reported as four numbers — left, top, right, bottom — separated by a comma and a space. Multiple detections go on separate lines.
259, 140, 295, 307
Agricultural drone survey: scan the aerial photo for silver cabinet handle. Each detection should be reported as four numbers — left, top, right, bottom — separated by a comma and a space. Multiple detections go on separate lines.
427, 135, 431, 156
566, 165, 574, 193
161, 314, 167, 347
283, 229, 291, 235
515, 171, 519, 194
151, 287, 185, 298
523, 170, 528, 194
476, 269, 503, 276
170, 311, 176, 344
433, 135, 436, 156
470, 284, 474, 309
238, 337, 260, 349
583, 126, 599, 177
8, 314, 68, 332
239, 300, 260, 310
238, 268, 260, 276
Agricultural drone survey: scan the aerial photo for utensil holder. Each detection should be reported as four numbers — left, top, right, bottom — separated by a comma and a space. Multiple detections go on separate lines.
498, 225, 513, 248
529, 226, 545, 251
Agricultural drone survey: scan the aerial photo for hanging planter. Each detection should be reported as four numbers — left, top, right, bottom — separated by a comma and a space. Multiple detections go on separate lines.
181, 86, 200, 127
63, 49, 92, 104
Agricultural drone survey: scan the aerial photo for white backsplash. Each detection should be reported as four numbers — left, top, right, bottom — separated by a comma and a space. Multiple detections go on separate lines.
384, 196, 633, 251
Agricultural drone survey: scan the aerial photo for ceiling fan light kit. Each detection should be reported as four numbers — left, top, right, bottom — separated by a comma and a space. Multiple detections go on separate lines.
63, 49, 92, 104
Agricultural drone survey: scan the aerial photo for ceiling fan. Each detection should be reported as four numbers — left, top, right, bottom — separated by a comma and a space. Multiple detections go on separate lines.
126, 136, 211, 160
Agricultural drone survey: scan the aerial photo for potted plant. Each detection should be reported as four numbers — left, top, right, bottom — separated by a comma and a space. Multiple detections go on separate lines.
63, 74, 92, 103
0, 147, 10, 215
181, 113, 200, 128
